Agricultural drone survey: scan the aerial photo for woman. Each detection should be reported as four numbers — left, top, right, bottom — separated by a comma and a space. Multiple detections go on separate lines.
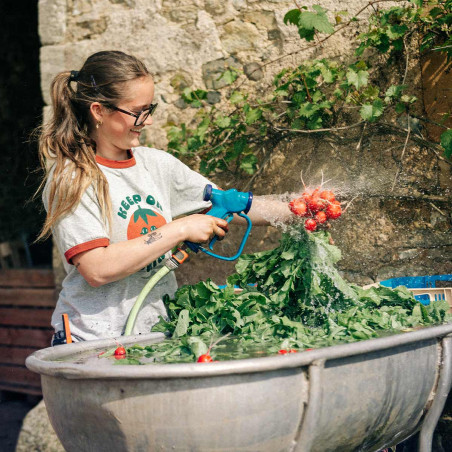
37, 50, 293, 343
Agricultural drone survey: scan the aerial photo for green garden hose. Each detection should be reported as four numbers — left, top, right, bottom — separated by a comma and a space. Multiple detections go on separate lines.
124, 265, 171, 336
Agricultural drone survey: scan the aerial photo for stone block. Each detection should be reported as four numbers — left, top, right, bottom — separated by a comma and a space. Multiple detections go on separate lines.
38, 0, 67, 46
170, 71, 193, 92
202, 56, 239, 90
110, 0, 136, 7
244, 62, 264, 81
40, 45, 66, 106
220, 20, 261, 54
205, 0, 226, 16
207, 91, 221, 104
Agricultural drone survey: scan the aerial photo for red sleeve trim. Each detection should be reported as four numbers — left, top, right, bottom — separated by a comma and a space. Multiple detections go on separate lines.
64, 238, 110, 264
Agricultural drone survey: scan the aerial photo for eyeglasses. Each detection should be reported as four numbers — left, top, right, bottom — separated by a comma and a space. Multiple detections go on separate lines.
109, 103, 158, 126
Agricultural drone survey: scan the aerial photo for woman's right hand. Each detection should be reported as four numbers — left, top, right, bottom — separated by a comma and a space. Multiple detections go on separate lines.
174, 214, 229, 243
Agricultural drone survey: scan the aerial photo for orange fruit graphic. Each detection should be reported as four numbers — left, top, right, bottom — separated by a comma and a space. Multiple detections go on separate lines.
127, 206, 166, 240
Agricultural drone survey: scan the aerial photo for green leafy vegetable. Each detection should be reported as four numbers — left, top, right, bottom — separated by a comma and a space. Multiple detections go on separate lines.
129, 227, 450, 364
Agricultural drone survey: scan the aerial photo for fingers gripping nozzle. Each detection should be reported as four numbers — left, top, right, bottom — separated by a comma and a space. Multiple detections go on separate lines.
185, 184, 253, 261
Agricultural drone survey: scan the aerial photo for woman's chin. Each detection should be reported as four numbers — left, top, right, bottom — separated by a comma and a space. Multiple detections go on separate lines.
129, 136, 141, 147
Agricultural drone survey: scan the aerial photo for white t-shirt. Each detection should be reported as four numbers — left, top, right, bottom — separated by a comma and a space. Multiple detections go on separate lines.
44, 147, 213, 341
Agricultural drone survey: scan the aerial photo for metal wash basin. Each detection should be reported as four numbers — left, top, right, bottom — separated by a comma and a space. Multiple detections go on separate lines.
26, 323, 452, 452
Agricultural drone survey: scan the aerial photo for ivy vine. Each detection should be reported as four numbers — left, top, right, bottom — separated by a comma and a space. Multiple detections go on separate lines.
162, 0, 452, 179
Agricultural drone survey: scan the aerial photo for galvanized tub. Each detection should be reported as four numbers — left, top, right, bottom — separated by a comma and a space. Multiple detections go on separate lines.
26, 323, 452, 452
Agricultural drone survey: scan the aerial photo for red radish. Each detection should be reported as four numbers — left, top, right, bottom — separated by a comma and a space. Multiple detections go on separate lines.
326, 202, 342, 219
115, 346, 126, 356
278, 349, 298, 355
315, 211, 327, 224
197, 354, 213, 363
319, 190, 336, 203
304, 218, 317, 232
114, 346, 127, 360
307, 196, 325, 213
289, 198, 308, 217
301, 190, 313, 203
196, 333, 231, 363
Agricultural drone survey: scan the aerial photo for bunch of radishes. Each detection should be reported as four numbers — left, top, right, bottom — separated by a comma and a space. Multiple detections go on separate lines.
289, 188, 342, 232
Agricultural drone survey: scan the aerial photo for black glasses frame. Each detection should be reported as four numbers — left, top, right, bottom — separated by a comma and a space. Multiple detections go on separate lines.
108, 103, 158, 126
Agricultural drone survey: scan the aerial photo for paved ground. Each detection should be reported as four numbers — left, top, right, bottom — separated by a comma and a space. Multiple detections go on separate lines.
0, 392, 41, 452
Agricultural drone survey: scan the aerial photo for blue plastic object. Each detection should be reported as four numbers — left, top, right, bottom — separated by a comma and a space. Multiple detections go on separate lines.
380, 274, 452, 305
185, 184, 253, 261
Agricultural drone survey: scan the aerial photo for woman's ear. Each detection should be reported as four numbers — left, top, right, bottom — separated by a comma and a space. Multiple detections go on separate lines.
90, 102, 104, 123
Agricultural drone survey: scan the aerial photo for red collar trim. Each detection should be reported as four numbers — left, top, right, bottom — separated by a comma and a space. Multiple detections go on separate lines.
95, 150, 136, 168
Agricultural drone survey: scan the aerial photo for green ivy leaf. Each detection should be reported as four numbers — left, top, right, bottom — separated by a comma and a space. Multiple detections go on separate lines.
318, 63, 335, 83
291, 118, 305, 130
283, 9, 301, 26
395, 102, 407, 114
274, 88, 289, 97
333, 88, 343, 98
218, 69, 239, 85
215, 115, 231, 128
307, 116, 324, 129
299, 102, 319, 118
400, 94, 417, 104
245, 108, 263, 125
182, 88, 207, 107
298, 27, 316, 42
360, 99, 384, 122
346, 68, 369, 90
225, 138, 248, 162
409, 0, 423, 7
440, 129, 452, 159
384, 85, 406, 102
292, 90, 307, 105
387, 24, 408, 40
194, 118, 210, 141
187, 136, 201, 152
299, 6, 335, 34
239, 154, 258, 174
362, 86, 380, 101
230, 91, 245, 104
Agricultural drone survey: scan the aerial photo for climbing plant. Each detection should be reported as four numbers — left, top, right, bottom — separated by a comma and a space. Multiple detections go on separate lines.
163, 0, 451, 179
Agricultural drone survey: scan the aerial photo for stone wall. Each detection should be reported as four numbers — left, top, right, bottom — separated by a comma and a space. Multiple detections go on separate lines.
38, 0, 368, 147
38, 0, 452, 288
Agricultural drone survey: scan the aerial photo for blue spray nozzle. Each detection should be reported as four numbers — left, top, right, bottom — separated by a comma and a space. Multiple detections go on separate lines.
185, 184, 253, 261
203, 184, 253, 216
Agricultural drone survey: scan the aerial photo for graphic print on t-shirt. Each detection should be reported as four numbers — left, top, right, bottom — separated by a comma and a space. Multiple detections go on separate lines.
127, 206, 166, 240
117, 194, 167, 270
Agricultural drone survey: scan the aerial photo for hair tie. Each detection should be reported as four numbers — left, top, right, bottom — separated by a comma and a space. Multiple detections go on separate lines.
69, 70, 79, 82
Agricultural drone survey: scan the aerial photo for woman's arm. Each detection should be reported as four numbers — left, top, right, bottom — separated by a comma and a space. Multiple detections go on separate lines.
232, 196, 293, 226
72, 214, 228, 287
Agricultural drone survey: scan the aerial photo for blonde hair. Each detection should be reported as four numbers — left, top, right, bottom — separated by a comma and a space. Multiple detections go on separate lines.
36, 51, 150, 241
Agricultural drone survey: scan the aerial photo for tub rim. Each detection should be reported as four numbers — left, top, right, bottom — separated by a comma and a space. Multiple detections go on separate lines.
25, 322, 452, 380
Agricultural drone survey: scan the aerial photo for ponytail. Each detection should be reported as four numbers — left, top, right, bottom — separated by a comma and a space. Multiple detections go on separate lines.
36, 51, 150, 241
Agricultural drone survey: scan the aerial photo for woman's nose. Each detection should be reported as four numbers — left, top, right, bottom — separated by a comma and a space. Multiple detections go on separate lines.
144, 115, 153, 126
